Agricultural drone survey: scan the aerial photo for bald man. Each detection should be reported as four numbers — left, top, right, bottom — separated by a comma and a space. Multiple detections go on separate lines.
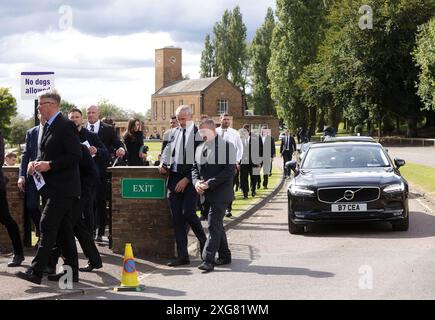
86, 105, 125, 242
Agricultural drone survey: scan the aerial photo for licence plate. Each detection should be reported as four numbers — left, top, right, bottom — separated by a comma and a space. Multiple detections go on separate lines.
331, 203, 367, 212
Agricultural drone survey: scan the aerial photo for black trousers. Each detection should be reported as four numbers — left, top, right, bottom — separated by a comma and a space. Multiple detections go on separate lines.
50, 192, 102, 269
168, 173, 206, 259
282, 151, 292, 176
202, 201, 231, 263
240, 164, 259, 197
95, 177, 107, 237
228, 170, 239, 212
200, 196, 210, 220
31, 196, 78, 276
0, 189, 23, 255
24, 179, 41, 235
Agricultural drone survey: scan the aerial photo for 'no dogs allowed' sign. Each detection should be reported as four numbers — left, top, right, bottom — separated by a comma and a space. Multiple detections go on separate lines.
21, 72, 55, 100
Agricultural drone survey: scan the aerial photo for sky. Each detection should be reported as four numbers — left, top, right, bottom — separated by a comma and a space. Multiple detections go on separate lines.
0, 0, 276, 118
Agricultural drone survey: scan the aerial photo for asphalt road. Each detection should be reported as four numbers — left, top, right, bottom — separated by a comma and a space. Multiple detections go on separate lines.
383, 146, 435, 167
71, 182, 435, 300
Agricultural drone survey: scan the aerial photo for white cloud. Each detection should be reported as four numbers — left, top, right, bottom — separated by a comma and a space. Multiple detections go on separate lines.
0, 28, 201, 117
0, 0, 275, 118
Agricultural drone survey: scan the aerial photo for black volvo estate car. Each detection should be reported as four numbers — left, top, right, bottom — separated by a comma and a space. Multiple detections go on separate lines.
287, 142, 409, 234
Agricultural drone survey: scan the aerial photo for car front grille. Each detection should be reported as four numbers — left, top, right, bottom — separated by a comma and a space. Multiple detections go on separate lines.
317, 186, 380, 204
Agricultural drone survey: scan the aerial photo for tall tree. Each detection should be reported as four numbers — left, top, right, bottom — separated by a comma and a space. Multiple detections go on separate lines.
268, 0, 326, 130
201, 6, 249, 92
0, 87, 18, 137
228, 6, 248, 92
251, 7, 276, 116
200, 34, 216, 78
213, 9, 232, 79
413, 16, 435, 112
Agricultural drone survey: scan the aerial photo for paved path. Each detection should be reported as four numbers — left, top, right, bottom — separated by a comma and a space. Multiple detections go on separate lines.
69, 182, 435, 300
385, 146, 435, 167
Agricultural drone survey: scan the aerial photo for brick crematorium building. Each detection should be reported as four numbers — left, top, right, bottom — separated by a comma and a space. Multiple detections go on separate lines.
143, 46, 279, 139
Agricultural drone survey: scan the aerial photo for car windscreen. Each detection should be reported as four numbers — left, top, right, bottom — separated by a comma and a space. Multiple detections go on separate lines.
302, 145, 390, 169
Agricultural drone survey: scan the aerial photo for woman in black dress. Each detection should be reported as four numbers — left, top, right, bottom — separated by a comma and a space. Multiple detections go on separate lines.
123, 119, 146, 166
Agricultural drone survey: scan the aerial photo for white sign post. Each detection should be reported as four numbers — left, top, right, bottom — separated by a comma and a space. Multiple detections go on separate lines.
20, 72, 55, 126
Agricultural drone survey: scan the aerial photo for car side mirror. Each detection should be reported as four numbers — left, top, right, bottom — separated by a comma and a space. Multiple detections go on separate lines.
394, 158, 406, 168
286, 160, 298, 174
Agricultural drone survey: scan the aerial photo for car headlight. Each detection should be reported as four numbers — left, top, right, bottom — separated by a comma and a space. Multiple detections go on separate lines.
289, 185, 315, 196
383, 182, 405, 193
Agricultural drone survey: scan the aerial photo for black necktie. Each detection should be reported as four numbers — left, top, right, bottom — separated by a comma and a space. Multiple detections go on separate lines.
182, 128, 186, 164
90, 124, 95, 132
42, 123, 49, 138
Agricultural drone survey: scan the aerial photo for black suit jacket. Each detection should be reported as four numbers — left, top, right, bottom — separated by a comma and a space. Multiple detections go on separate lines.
97, 122, 124, 158
280, 135, 296, 155
192, 135, 236, 204
38, 113, 82, 198
0, 131, 6, 190
79, 127, 108, 180
79, 145, 98, 196
19, 125, 40, 178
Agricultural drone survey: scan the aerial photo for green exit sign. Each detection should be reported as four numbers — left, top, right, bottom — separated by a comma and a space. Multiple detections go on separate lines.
121, 178, 166, 199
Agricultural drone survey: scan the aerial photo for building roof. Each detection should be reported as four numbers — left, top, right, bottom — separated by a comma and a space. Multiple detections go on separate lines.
153, 77, 220, 96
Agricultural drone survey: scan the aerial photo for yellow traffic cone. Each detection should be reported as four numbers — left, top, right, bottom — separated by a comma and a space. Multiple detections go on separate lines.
114, 243, 144, 292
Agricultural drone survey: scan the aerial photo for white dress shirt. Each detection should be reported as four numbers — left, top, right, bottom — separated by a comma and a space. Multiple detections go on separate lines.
171, 121, 195, 171
86, 120, 101, 134
216, 126, 244, 163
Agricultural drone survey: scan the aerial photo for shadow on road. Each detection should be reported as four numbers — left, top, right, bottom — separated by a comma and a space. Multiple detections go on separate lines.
300, 211, 435, 239
210, 258, 334, 278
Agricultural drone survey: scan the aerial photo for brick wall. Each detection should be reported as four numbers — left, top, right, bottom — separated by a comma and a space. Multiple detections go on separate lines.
108, 167, 175, 259
203, 77, 244, 118
0, 167, 24, 252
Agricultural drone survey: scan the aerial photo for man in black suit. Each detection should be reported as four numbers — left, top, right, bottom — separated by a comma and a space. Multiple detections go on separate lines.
0, 130, 25, 267
49, 144, 103, 273
193, 119, 236, 272
86, 105, 125, 242
240, 124, 263, 198
16, 90, 81, 285
69, 109, 108, 233
280, 129, 296, 178
18, 116, 44, 244
260, 126, 276, 189
159, 105, 206, 267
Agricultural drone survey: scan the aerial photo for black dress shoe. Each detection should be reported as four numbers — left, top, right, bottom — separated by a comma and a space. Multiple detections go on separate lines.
43, 266, 56, 275
16, 269, 42, 285
198, 262, 214, 272
225, 210, 232, 218
215, 257, 232, 266
79, 263, 103, 272
7, 254, 24, 267
167, 258, 190, 267
47, 270, 79, 283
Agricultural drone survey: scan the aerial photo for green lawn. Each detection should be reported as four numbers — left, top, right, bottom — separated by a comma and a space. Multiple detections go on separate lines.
144, 141, 163, 163
226, 166, 283, 220
400, 163, 435, 196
